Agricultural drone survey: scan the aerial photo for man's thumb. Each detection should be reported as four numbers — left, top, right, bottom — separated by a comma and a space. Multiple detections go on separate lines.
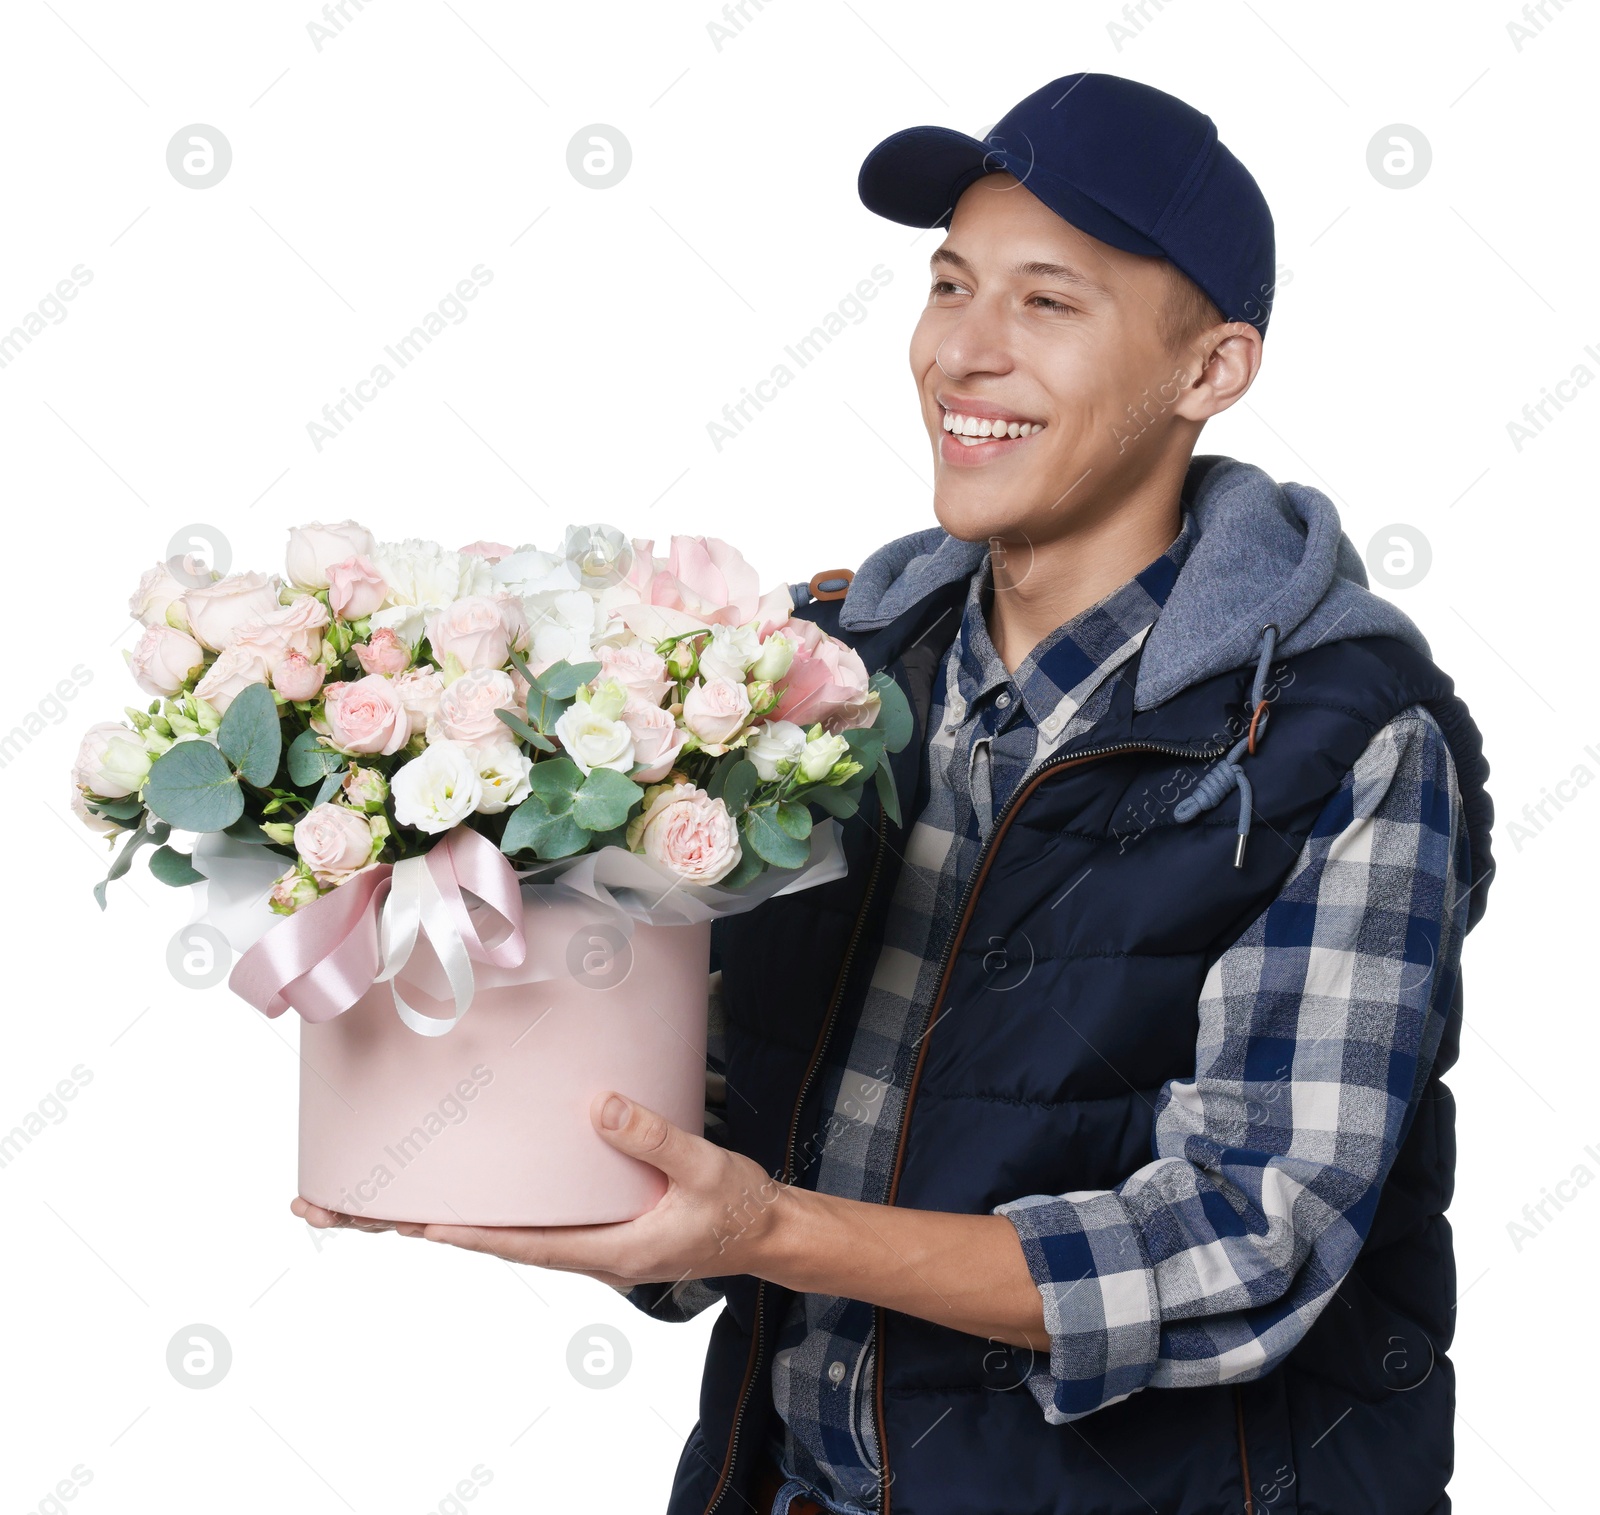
591, 1092, 688, 1173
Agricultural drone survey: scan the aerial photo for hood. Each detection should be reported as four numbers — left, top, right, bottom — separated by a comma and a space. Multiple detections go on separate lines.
835, 454, 1430, 710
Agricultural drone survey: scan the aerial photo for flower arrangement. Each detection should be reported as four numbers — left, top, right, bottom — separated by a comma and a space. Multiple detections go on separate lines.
74, 521, 909, 911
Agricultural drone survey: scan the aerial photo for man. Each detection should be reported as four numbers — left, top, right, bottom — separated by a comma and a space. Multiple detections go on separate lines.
298, 73, 1493, 1514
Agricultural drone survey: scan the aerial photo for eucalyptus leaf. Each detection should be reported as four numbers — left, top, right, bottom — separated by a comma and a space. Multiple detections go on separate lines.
93, 818, 154, 909
287, 729, 345, 786
807, 781, 863, 820
720, 758, 759, 816
497, 708, 556, 752
526, 756, 583, 812
718, 843, 767, 890
500, 794, 588, 859
222, 816, 277, 845
533, 660, 601, 700
148, 844, 207, 887
217, 682, 282, 786
776, 800, 813, 841
573, 768, 643, 831
741, 804, 810, 869
313, 772, 344, 807
869, 671, 914, 753
143, 741, 244, 832
90, 797, 144, 821
873, 760, 902, 828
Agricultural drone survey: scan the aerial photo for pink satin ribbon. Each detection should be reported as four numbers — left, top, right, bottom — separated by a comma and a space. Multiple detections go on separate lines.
229, 826, 526, 1026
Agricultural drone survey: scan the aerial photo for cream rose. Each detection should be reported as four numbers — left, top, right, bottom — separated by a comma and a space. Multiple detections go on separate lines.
426, 595, 512, 671
128, 625, 205, 697
129, 561, 195, 629
681, 677, 752, 753
428, 668, 517, 745
232, 595, 329, 664
286, 520, 377, 589
746, 718, 807, 781
72, 722, 152, 798
182, 572, 283, 652
321, 674, 410, 756
798, 730, 850, 782
627, 783, 741, 885
553, 700, 636, 776
391, 740, 483, 833
193, 643, 271, 713
597, 643, 673, 704
698, 622, 763, 684
293, 803, 377, 885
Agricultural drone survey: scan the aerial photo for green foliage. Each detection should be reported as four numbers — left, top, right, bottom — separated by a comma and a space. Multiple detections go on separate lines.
869, 671, 914, 753
142, 741, 244, 832
148, 844, 206, 887
530, 659, 601, 700
287, 729, 345, 786
775, 800, 812, 840
719, 758, 759, 815
874, 760, 901, 827
496, 708, 556, 752
573, 767, 643, 830
93, 816, 170, 908
740, 804, 810, 869
217, 683, 282, 786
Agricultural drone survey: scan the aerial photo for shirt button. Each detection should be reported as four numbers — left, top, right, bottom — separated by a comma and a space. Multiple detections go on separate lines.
995, 690, 1012, 709
1042, 714, 1060, 734
828, 1360, 847, 1385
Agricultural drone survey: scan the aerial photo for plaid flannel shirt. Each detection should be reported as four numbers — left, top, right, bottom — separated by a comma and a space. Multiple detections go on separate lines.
629, 515, 1470, 1515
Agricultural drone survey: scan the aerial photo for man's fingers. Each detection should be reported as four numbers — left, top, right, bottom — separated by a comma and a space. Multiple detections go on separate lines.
590, 1091, 709, 1182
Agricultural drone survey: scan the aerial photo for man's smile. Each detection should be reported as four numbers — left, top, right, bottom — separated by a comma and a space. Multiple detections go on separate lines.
936, 395, 1047, 464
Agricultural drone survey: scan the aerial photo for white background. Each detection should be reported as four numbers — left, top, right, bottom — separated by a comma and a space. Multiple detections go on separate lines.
1, 1, 1595, 1511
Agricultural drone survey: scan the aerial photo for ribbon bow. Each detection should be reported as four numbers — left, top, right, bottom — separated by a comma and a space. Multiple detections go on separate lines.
228, 826, 526, 1035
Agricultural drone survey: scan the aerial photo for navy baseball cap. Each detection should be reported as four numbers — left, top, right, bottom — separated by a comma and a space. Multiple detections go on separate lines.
858, 72, 1277, 337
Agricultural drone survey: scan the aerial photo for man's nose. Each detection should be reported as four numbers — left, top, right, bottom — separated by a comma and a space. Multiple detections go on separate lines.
933, 302, 1015, 379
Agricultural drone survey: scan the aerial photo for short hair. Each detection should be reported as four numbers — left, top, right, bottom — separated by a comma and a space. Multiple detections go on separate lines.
1157, 261, 1224, 358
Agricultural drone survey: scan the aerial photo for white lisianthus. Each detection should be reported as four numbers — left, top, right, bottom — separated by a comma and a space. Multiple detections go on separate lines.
746, 719, 807, 781
468, 739, 534, 814
491, 546, 574, 598
373, 538, 495, 616
749, 631, 795, 682
390, 740, 483, 834
553, 699, 636, 775
523, 587, 602, 668
698, 622, 763, 683
798, 730, 850, 783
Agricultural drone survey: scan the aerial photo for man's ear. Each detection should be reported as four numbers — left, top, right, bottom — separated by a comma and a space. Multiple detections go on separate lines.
1172, 322, 1263, 423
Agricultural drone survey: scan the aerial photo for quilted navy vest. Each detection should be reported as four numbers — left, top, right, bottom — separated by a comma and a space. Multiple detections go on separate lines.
659, 570, 1494, 1515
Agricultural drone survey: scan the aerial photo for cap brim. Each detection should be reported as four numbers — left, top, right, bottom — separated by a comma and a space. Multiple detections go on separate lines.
858, 125, 994, 229
858, 123, 1167, 258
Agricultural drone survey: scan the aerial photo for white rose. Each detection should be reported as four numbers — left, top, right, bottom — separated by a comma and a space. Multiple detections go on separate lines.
746, 719, 807, 781
681, 677, 752, 753
553, 701, 636, 775
799, 730, 850, 783
285, 520, 377, 589
72, 722, 152, 798
468, 739, 534, 814
390, 741, 483, 834
128, 625, 205, 697
698, 622, 763, 683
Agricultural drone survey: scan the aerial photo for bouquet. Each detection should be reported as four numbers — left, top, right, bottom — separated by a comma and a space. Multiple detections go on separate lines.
73, 521, 909, 912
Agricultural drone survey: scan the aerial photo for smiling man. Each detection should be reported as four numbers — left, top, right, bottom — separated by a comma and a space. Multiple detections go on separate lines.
296, 73, 1494, 1515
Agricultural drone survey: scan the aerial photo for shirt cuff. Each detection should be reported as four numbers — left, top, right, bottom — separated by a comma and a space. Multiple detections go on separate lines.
994, 1190, 1161, 1423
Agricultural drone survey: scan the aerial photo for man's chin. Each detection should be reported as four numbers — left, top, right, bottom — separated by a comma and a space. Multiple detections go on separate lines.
930, 490, 1032, 547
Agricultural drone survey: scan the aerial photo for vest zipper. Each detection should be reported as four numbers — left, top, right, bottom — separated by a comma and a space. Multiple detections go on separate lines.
702, 815, 892, 1515
869, 737, 1227, 1514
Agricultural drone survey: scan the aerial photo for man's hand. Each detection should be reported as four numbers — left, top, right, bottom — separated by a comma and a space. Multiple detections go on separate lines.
289, 1092, 789, 1291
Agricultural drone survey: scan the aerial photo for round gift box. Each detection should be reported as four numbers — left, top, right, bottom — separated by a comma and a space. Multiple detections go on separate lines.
296, 891, 710, 1227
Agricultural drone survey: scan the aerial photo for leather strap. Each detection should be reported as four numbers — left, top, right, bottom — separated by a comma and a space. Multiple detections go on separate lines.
807, 567, 854, 602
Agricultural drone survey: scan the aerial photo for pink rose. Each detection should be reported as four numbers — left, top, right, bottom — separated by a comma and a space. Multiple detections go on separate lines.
272, 649, 325, 701
321, 674, 410, 756
354, 626, 413, 676
286, 520, 376, 589
129, 560, 194, 629
426, 595, 511, 671
681, 676, 752, 753
627, 783, 741, 884
612, 535, 793, 643
181, 571, 282, 652
460, 540, 515, 563
393, 665, 445, 738
597, 643, 672, 704
427, 668, 517, 744
769, 616, 878, 733
129, 625, 204, 697
293, 803, 376, 886
621, 694, 689, 783
326, 555, 389, 620
233, 595, 329, 664
194, 643, 271, 713
494, 591, 531, 655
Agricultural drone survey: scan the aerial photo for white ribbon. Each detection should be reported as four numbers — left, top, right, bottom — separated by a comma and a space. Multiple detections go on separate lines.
374, 853, 478, 1037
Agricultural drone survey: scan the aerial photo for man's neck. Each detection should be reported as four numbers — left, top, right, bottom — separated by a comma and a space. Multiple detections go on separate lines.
985, 475, 1185, 674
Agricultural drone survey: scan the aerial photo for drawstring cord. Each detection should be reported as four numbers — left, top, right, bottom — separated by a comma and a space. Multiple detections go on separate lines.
1173, 624, 1278, 868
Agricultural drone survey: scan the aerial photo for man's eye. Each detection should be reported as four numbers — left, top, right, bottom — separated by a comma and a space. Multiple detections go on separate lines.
930, 279, 963, 296
1030, 295, 1074, 313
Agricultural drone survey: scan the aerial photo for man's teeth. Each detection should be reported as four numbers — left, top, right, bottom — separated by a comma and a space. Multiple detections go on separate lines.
941, 411, 1044, 443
